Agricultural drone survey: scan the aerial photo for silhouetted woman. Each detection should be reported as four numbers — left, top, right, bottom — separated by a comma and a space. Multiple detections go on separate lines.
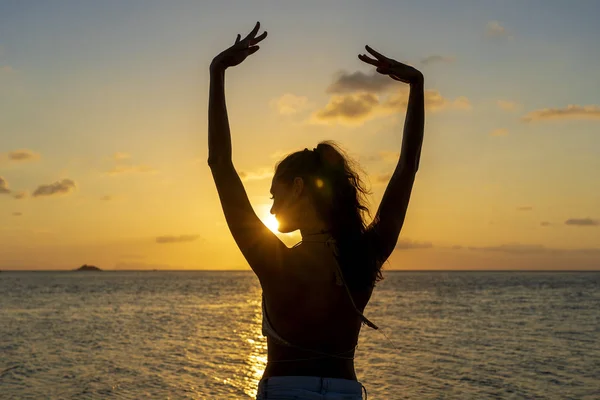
208, 22, 424, 400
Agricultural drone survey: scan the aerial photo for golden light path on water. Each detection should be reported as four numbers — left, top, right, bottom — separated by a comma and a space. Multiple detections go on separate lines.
244, 308, 268, 398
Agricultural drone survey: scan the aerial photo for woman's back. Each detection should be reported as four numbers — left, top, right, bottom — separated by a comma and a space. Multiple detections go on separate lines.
261, 240, 374, 379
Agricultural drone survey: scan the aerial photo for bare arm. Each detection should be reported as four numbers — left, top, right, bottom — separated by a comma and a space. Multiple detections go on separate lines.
208, 23, 287, 282
359, 46, 425, 261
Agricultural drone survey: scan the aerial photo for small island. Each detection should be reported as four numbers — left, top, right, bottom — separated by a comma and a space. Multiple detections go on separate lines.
75, 264, 102, 272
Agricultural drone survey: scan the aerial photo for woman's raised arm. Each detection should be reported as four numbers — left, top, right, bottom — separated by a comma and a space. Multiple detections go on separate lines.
359, 45, 425, 262
207, 23, 287, 283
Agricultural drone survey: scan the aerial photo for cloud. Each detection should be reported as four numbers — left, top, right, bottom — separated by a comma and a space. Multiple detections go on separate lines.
239, 167, 274, 182
326, 70, 394, 94
521, 105, 600, 122
497, 100, 519, 112
517, 206, 533, 211
7, 149, 41, 162
384, 88, 471, 112
469, 243, 554, 255
32, 179, 76, 197
270, 149, 296, 160
13, 191, 27, 199
114, 262, 175, 270
113, 152, 131, 161
270, 94, 310, 115
106, 165, 157, 175
12, 212, 22, 217
364, 151, 400, 163
490, 128, 509, 137
486, 21, 509, 37
565, 218, 599, 227
100, 195, 113, 201
1, 65, 14, 73
453, 96, 473, 110
119, 254, 146, 260
372, 172, 392, 184
540, 221, 552, 227
155, 234, 201, 244
395, 239, 433, 250
420, 55, 455, 66
468, 243, 600, 256
0, 176, 10, 194
315, 72, 471, 125
312, 93, 381, 125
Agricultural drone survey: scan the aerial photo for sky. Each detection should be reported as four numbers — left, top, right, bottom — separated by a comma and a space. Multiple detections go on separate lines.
1, 0, 599, 270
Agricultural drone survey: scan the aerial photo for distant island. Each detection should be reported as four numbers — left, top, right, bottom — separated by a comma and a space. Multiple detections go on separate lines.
75, 264, 102, 271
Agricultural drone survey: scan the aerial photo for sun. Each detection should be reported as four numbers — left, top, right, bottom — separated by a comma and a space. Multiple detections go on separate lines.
264, 214, 279, 233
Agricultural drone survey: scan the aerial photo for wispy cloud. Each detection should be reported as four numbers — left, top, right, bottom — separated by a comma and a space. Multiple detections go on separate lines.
469, 243, 554, 255
395, 239, 433, 250
469, 243, 600, 255
420, 55, 455, 66
517, 206, 533, 211
270, 149, 296, 160
7, 149, 41, 162
13, 191, 27, 200
486, 21, 510, 37
239, 167, 274, 182
155, 234, 201, 244
12, 212, 22, 217
565, 218, 599, 227
113, 152, 131, 161
453, 96, 472, 110
384, 89, 471, 112
497, 100, 519, 112
100, 195, 113, 201
0, 176, 10, 194
521, 105, 600, 122
106, 165, 157, 175
364, 151, 400, 163
490, 128, 509, 137
114, 261, 178, 270
270, 94, 311, 115
326, 70, 394, 94
540, 221, 552, 227
372, 172, 392, 184
32, 179, 76, 197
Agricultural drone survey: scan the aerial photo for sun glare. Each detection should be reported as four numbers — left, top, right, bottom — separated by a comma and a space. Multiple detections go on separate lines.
264, 214, 279, 233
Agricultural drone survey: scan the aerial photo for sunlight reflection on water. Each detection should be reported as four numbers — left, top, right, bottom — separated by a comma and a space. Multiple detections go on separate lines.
239, 301, 267, 398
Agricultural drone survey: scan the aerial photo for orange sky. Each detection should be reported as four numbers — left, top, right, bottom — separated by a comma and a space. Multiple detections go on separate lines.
1, 2, 599, 270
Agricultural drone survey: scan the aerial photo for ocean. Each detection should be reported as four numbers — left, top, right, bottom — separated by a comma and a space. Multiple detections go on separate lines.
1, 271, 599, 399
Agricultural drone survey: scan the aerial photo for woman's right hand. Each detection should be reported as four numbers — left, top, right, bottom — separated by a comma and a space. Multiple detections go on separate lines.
358, 45, 423, 86
210, 22, 268, 73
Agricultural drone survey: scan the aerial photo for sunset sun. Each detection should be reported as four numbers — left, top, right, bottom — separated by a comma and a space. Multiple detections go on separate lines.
264, 214, 280, 233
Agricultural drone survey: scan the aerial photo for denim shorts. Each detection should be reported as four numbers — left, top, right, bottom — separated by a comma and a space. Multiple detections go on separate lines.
256, 376, 367, 399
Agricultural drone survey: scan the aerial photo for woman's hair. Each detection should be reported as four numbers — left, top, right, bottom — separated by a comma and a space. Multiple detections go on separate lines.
273, 140, 385, 290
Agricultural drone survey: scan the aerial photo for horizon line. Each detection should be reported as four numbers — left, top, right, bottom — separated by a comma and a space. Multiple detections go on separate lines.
1, 269, 599, 272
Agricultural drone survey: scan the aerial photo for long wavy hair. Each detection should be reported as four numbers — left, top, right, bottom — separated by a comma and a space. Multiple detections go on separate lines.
273, 141, 385, 291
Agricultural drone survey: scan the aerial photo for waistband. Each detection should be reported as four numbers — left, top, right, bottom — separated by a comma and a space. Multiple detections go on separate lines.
257, 376, 366, 398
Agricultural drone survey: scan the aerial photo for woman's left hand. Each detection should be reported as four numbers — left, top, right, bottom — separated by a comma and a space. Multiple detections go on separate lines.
210, 22, 268, 73
358, 45, 423, 86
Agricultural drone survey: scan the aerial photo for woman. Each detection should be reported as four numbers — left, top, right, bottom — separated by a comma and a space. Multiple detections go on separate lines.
208, 22, 424, 400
